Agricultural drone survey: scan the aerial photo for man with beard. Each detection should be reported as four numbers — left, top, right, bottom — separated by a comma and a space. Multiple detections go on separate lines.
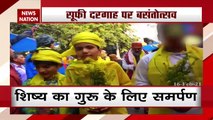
123, 42, 146, 80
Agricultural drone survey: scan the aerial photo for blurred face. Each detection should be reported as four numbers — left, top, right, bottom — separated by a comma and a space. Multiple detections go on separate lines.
50, 43, 55, 49
14, 55, 25, 65
132, 47, 141, 56
35, 63, 60, 80
74, 43, 101, 60
158, 24, 185, 48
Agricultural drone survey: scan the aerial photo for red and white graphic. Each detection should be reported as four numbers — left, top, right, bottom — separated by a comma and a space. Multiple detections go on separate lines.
17, 9, 40, 23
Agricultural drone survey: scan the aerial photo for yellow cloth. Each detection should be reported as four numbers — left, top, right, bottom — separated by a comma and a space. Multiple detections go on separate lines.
130, 51, 146, 85
28, 72, 70, 86
61, 46, 76, 57
62, 32, 106, 57
147, 45, 202, 114
31, 47, 62, 64
66, 57, 132, 114
71, 32, 105, 48
105, 56, 111, 62
62, 57, 68, 64
26, 72, 71, 114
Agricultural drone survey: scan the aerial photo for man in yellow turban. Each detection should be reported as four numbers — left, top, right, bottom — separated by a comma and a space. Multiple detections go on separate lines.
24, 47, 71, 114
66, 32, 132, 114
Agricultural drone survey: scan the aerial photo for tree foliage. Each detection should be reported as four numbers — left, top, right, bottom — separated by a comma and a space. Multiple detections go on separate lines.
10, 23, 139, 54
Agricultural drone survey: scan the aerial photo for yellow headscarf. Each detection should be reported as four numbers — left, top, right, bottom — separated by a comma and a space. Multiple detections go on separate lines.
31, 47, 62, 64
61, 32, 105, 57
61, 46, 76, 57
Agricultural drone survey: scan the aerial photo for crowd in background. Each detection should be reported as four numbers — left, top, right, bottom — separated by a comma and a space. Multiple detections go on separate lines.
10, 23, 203, 114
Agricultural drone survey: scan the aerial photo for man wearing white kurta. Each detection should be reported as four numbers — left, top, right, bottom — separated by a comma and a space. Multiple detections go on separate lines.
135, 23, 202, 114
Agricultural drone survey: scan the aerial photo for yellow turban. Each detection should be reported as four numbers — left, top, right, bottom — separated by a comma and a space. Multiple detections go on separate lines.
61, 46, 76, 57
31, 47, 62, 64
61, 32, 106, 57
71, 32, 105, 48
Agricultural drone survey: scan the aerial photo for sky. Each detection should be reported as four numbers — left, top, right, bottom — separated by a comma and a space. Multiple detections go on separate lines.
130, 23, 159, 42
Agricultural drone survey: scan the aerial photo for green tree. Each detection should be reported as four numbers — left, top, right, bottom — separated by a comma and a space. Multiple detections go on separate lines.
10, 23, 139, 54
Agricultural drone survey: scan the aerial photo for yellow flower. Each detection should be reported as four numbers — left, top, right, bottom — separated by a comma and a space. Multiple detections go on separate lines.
68, 57, 114, 86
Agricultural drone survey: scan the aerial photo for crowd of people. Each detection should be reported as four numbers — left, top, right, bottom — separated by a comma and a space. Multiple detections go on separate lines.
10, 23, 202, 114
